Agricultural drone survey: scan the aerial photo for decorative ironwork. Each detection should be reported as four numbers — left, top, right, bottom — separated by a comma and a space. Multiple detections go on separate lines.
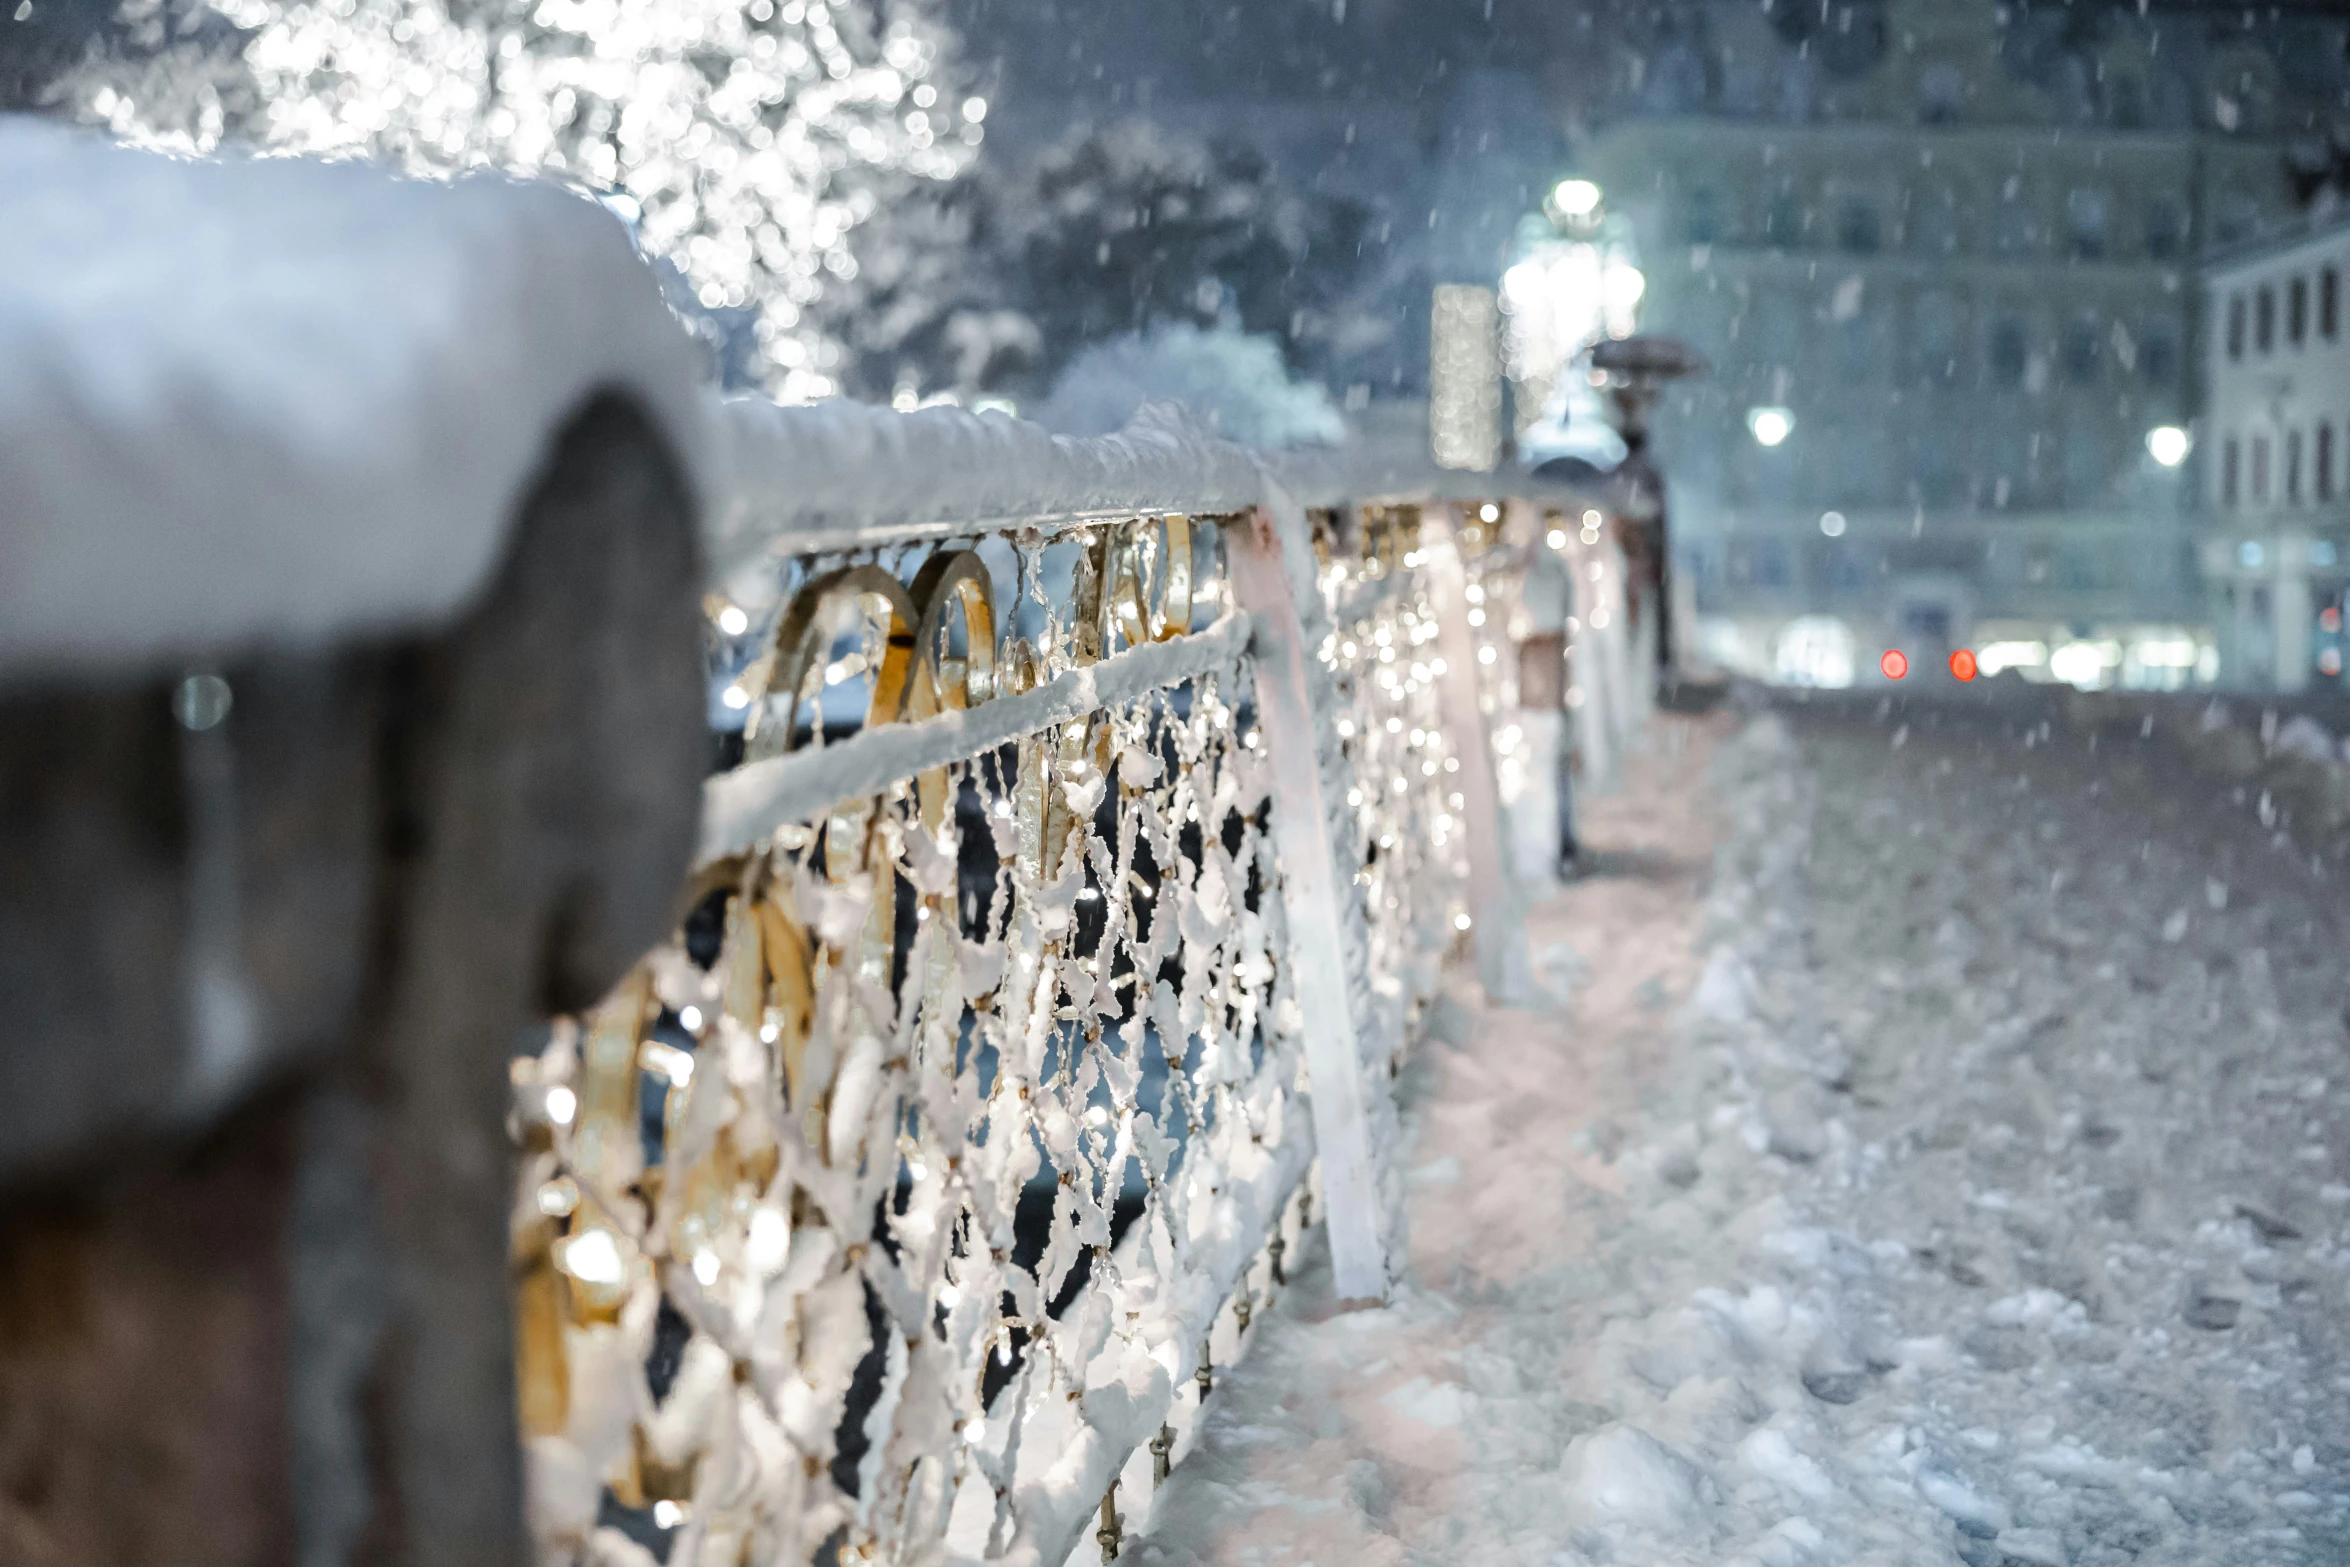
508, 500, 1489, 1567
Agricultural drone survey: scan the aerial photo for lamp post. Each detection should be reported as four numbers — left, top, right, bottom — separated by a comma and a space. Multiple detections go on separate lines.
1586, 334, 1707, 691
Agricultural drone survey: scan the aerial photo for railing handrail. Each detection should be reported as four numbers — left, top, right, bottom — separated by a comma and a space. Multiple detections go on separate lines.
702, 392, 1615, 578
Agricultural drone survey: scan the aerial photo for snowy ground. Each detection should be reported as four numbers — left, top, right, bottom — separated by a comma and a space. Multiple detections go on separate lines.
1131, 700, 2350, 1567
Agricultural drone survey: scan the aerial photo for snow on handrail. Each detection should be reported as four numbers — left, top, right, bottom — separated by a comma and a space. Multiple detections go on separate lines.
701, 392, 1615, 582
704, 395, 1269, 569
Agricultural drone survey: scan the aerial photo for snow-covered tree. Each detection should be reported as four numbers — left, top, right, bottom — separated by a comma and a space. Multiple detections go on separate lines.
53, 0, 981, 400
1029, 323, 1346, 449
846, 118, 1385, 407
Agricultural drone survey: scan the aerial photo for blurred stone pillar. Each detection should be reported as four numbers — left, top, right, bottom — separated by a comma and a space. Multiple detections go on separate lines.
1430, 285, 1504, 473
0, 394, 707, 1567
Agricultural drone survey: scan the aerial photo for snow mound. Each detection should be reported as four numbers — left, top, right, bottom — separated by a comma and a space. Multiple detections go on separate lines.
1141, 710, 2350, 1567
1030, 324, 1346, 451
0, 116, 707, 681
1562, 1425, 1705, 1529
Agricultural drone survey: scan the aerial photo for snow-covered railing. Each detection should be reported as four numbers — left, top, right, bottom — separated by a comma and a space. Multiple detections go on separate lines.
1435, 499, 1649, 887
0, 128, 1628, 1567
505, 401, 1537, 1567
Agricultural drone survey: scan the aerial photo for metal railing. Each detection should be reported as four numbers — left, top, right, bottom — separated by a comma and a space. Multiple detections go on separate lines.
500, 410, 1621, 1567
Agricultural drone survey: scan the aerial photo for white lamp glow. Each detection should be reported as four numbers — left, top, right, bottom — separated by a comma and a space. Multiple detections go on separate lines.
1548, 178, 1603, 222
1748, 406, 1795, 447
2147, 426, 2192, 467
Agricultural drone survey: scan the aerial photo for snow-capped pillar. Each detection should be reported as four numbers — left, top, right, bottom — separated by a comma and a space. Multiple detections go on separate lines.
1228, 493, 1398, 1302
1420, 507, 1531, 1004
0, 393, 707, 1567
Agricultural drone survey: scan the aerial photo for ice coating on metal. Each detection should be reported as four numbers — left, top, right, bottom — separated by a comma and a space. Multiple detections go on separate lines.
1228, 504, 1395, 1301
1422, 509, 1532, 1000
1302, 503, 1475, 1071
699, 612, 1254, 866
706, 396, 1270, 565
511, 509, 1441, 1567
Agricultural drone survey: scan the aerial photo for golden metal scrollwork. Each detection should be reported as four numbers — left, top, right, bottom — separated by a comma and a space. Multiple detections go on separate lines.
738, 522, 1210, 767
1108, 515, 1194, 651
740, 564, 919, 758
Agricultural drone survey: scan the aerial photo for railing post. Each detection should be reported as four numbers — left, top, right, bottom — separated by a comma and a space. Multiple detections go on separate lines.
1419, 507, 1531, 1004
1227, 500, 1397, 1302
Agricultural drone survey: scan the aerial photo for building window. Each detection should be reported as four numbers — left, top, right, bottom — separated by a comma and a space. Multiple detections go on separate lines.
1989, 317, 2029, 388
1913, 290, 1964, 384
2106, 73, 2150, 130
2065, 189, 2108, 260
2253, 435, 2272, 502
1912, 189, 1960, 256
2320, 424, 2336, 502
2217, 194, 2261, 247
2258, 286, 2276, 353
1920, 62, 1966, 124
2224, 437, 2241, 505
2140, 321, 2179, 384
2289, 429, 2305, 503
2291, 277, 2310, 345
1838, 198, 1881, 254
2145, 200, 2186, 259
1684, 188, 1720, 245
1995, 202, 2034, 256
2326, 268, 2341, 339
2229, 295, 2247, 359
1766, 190, 1804, 248
2063, 315, 2102, 384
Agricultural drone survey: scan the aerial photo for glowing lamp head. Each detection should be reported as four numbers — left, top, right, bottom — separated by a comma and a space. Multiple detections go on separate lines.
2146, 426, 2192, 468
1748, 406, 1795, 448
1546, 178, 1603, 227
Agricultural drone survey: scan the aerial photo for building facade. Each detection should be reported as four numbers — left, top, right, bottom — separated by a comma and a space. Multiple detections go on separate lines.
2202, 218, 2350, 690
1581, 0, 2321, 686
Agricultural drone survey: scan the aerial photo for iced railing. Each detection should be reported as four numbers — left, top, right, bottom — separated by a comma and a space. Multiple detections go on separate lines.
500, 402, 1528, 1567
1448, 500, 1647, 823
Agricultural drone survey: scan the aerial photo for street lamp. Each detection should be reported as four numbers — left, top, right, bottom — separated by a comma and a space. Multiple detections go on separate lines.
1544, 177, 1605, 236
1747, 406, 1795, 447
2147, 425, 2191, 467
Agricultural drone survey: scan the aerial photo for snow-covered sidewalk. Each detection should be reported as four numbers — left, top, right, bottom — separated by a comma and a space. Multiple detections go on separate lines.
1133, 705, 2350, 1567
